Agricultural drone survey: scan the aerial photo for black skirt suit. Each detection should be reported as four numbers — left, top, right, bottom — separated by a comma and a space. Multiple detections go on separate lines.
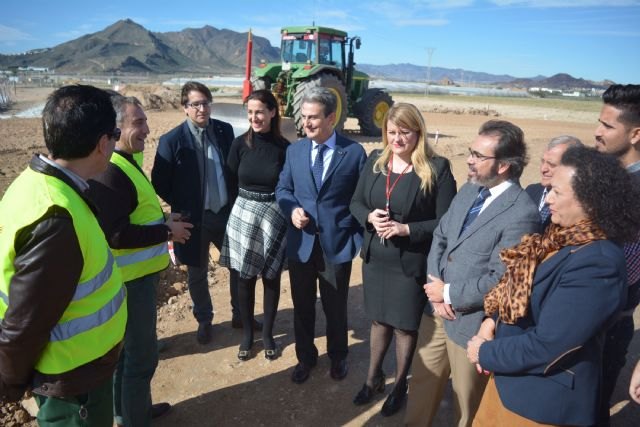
350, 150, 456, 330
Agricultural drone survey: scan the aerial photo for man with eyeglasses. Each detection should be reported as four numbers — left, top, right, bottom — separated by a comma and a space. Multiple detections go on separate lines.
0, 85, 127, 425
88, 94, 193, 426
406, 120, 539, 427
152, 81, 254, 346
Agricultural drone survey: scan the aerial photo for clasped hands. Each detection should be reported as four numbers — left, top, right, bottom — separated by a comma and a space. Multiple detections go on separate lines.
368, 208, 409, 240
424, 274, 455, 320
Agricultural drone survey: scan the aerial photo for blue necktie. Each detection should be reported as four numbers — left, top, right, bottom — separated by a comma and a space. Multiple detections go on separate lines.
312, 144, 328, 192
539, 189, 551, 225
460, 187, 491, 235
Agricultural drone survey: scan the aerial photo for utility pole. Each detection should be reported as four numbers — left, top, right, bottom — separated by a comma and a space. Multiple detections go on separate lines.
425, 47, 435, 96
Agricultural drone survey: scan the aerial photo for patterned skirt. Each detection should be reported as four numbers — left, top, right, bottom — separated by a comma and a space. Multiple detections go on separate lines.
220, 189, 287, 280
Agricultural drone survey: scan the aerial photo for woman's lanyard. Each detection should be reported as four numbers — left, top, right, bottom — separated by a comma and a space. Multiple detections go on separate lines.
381, 154, 412, 245
385, 153, 412, 214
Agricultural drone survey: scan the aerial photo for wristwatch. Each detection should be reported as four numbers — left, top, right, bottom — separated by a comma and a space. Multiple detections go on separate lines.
165, 225, 173, 241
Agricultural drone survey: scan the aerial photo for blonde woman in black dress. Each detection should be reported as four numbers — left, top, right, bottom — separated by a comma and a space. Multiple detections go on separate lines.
350, 103, 456, 416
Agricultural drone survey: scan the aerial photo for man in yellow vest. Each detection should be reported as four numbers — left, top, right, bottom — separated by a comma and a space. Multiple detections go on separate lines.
88, 94, 192, 427
0, 85, 127, 426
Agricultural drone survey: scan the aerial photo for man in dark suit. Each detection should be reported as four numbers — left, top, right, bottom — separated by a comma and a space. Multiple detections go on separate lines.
405, 120, 540, 427
152, 81, 254, 345
276, 87, 367, 384
594, 83, 640, 426
525, 135, 582, 227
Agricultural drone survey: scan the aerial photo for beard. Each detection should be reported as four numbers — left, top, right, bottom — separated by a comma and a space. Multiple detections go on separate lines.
468, 161, 502, 187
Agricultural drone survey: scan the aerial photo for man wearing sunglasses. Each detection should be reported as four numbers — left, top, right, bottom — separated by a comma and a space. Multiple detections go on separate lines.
88, 94, 193, 426
152, 81, 256, 346
0, 85, 127, 426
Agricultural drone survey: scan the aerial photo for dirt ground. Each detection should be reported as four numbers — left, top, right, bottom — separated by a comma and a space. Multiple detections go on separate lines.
1, 86, 638, 426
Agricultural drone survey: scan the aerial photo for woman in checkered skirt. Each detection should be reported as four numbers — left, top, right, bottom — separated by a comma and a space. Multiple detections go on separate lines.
220, 90, 289, 361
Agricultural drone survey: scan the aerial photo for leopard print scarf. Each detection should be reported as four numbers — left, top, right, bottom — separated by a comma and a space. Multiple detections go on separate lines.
484, 219, 607, 324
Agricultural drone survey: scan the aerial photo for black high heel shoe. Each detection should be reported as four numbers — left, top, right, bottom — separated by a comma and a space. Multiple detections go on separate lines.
264, 348, 279, 361
237, 346, 252, 361
353, 371, 386, 405
380, 380, 408, 417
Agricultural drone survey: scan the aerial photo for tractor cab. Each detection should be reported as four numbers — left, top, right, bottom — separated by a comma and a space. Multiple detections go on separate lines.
280, 27, 346, 70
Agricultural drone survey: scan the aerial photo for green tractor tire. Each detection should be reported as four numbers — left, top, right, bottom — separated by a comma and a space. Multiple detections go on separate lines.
292, 73, 348, 137
355, 89, 393, 137
251, 77, 272, 91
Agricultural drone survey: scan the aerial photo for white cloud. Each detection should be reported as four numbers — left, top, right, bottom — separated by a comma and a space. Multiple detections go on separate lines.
411, 0, 474, 8
367, 2, 450, 27
0, 25, 33, 42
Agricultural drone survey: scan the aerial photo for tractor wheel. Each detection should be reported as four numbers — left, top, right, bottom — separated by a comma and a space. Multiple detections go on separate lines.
292, 73, 348, 137
251, 77, 271, 91
355, 89, 393, 137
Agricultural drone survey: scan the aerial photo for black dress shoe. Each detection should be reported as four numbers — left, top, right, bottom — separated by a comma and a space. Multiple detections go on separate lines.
196, 322, 212, 345
353, 371, 386, 405
330, 359, 348, 380
380, 381, 408, 417
231, 317, 263, 331
151, 402, 171, 419
291, 362, 314, 384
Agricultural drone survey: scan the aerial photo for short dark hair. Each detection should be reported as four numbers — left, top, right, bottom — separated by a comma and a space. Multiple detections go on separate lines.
42, 85, 115, 160
479, 120, 528, 179
181, 81, 212, 106
561, 145, 640, 243
602, 84, 640, 128
301, 87, 337, 117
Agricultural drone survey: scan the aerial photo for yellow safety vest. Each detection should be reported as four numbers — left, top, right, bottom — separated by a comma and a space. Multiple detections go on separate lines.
0, 167, 127, 375
109, 152, 169, 282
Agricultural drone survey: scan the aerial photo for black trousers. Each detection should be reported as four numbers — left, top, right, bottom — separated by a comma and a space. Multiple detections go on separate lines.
288, 238, 352, 366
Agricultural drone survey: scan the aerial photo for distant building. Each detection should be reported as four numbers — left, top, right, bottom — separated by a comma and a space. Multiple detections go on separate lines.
439, 77, 455, 86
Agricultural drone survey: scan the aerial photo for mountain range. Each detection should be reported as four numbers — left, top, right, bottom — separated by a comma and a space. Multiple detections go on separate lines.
0, 19, 610, 89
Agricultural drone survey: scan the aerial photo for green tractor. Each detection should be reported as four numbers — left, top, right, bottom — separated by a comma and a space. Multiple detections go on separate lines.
252, 25, 393, 137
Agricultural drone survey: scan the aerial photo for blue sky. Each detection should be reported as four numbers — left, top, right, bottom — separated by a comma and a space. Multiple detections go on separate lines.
1, 0, 639, 83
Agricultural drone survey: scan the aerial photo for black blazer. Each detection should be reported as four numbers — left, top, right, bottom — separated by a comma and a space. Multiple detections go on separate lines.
151, 118, 236, 266
350, 150, 456, 278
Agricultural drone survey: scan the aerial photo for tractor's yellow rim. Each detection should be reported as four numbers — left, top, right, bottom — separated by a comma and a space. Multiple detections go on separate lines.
327, 88, 343, 128
373, 101, 390, 129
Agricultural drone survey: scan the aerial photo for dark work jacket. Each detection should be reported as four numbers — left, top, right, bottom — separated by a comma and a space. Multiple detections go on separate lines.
349, 151, 457, 279
151, 118, 236, 267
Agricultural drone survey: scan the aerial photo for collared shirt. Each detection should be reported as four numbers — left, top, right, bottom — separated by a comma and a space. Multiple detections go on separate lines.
310, 132, 337, 181
186, 119, 228, 211
443, 180, 514, 305
627, 160, 640, 175
478, 180, 513, 215
39, 154, 89, 191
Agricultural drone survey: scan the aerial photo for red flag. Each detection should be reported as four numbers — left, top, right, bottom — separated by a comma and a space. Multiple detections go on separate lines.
242, 30, 253, 102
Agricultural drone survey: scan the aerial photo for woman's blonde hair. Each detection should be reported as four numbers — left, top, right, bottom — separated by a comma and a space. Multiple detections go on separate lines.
373, 102, 436, 192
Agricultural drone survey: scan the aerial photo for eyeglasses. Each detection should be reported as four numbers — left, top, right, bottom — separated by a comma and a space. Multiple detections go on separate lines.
468, 148, 496, 162
186, 101, 212, 110
107, 128, 121, 142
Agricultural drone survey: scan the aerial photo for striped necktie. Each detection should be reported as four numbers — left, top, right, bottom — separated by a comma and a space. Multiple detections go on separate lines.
460, 187, 491, 235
